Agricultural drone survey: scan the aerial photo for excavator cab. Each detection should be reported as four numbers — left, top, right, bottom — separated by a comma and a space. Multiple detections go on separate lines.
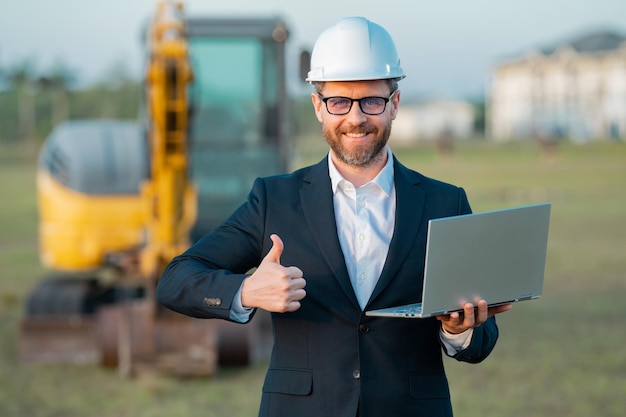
185, 17, 290, 240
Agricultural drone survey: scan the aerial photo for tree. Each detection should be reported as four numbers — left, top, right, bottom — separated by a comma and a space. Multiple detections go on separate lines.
8, 61, 37, 140
37, 61, 76, 129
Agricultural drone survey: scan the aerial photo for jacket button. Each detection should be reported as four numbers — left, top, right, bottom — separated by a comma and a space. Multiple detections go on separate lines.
204, 297, 222, 307
359, 324, 369, 333
353, 369, 361, 379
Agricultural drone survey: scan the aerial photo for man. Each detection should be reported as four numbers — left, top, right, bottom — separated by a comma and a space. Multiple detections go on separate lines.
157, 16, 511, 417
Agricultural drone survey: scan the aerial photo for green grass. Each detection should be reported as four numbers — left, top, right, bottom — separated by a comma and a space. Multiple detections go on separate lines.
1, 140, 625, 416
400, 141, 626, 417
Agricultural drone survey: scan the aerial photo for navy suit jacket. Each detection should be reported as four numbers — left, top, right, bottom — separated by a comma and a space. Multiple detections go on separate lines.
157, 156, 499, 417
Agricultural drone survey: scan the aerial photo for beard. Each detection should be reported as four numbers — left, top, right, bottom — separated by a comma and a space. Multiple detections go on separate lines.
323, 118, 393, 167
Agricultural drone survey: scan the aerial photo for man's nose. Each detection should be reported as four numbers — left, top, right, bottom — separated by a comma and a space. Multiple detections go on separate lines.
345, 101, 368, 123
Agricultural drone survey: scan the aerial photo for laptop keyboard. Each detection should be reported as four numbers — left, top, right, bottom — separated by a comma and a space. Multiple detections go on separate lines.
396, 305, 423, 317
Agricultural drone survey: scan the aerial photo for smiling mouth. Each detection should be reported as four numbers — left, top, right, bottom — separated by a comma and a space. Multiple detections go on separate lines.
344, 132, 369, 138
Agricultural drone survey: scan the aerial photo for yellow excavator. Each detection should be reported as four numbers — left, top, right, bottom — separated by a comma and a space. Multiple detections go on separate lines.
20, 1, 292, 376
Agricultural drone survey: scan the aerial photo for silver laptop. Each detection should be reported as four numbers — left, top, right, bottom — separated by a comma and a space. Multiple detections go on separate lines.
366, 202, 551, 318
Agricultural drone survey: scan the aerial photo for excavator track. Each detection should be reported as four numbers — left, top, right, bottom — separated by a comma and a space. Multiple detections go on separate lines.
20, 277, 104, 364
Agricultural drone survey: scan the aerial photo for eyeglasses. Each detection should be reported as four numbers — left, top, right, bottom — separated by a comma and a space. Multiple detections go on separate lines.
318, 91, 396, 115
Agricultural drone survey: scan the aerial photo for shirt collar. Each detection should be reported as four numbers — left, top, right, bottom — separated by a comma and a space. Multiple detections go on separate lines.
328, 147, 395, 196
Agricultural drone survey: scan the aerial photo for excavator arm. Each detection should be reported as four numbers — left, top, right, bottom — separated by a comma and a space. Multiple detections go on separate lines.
141, 1, 197, 278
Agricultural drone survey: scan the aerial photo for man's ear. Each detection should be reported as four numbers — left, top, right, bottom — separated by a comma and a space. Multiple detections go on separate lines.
311, 93, 324, 123
390, 90, 401, 120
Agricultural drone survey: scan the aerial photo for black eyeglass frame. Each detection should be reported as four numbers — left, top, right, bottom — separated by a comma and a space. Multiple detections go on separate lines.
317, 90, 397, 115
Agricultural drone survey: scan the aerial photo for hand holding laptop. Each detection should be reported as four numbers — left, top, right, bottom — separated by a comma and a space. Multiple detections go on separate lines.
437, 300, 513, 334
366, 203, 550, 320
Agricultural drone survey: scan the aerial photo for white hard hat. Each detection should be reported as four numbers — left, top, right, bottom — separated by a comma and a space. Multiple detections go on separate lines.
306, 16, 405, 83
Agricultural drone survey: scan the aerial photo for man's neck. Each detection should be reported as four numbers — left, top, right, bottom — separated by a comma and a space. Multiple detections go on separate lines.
330, 149, 389, 188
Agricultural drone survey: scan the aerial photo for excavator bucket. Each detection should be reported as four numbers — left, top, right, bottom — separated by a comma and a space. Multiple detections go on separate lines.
98, 301, 219, 377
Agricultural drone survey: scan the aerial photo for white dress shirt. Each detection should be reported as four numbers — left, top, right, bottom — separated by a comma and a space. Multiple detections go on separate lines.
328, 148, 396, 309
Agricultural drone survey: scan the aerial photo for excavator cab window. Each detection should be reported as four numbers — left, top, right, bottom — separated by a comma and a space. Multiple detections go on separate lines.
188, 38, 268, 145
184, 19, 288, 240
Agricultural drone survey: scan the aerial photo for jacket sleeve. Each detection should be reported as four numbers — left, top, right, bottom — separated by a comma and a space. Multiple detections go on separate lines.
449, 316, 499, 363
156, 178, 268, 321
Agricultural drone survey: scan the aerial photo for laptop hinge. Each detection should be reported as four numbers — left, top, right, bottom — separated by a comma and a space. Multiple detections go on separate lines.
517, 294, 537, 301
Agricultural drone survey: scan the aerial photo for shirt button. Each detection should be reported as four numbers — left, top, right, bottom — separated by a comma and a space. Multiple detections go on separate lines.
359, 233, 365, 241
359, 273, 367, 281
353, 369, 361, 379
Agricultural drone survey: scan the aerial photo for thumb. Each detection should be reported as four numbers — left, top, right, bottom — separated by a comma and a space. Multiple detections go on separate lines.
263, 234, 284, 264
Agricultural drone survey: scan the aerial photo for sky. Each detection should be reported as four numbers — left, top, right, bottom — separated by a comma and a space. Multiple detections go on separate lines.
1, 0, 626, 99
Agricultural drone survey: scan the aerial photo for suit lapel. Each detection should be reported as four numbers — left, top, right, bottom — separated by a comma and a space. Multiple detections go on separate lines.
367, 159, 425, 307
300, 159, 359, 307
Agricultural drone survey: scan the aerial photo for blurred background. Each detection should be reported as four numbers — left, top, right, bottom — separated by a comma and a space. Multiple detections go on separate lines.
2, 0, 626, 143
1, 1, 625, 416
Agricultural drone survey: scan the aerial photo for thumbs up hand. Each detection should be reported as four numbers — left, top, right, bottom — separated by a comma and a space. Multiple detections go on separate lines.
241, 234, 306, 313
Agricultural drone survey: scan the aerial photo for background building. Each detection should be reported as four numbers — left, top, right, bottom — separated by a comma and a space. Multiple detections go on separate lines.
392, 99, 476, 146
488, 30, 626, 142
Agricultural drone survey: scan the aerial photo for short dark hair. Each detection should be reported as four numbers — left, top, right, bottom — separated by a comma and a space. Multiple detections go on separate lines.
313, 78, 399, 95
